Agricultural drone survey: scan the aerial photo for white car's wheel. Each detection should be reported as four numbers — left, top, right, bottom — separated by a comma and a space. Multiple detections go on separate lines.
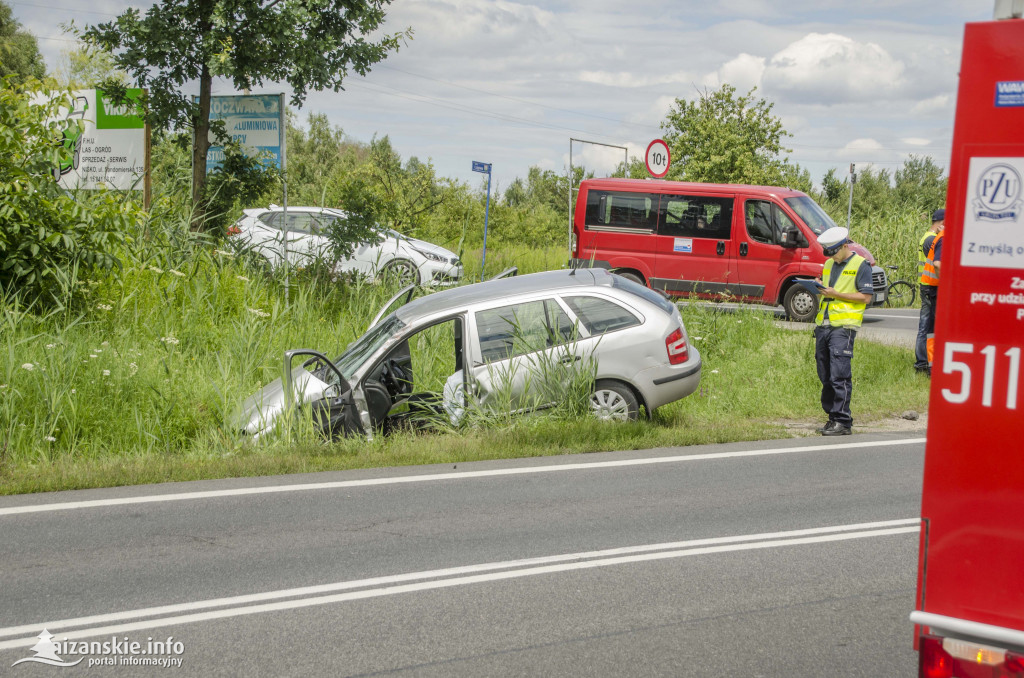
381, 259, 420, 286
589, 380, 639, 422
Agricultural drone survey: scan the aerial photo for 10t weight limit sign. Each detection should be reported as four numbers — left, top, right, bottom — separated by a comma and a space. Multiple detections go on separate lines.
645, 139, 671, 179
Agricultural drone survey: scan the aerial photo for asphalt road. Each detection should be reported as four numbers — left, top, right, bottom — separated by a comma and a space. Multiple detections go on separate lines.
0, 434, 926, 677
695, 301, 921, 347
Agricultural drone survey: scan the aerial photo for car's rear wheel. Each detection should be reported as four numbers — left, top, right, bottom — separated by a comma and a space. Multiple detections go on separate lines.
783, 283, 818, 322
589, 380, 639, 422
614, 270, 644, 286
381, 259, 420, 286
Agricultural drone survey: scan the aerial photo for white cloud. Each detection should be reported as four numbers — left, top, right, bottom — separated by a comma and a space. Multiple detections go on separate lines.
762, 33, 906, 104
910, 94, 953, 117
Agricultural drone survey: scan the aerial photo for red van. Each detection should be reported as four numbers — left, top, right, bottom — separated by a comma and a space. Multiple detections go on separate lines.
568, 178, 888, 321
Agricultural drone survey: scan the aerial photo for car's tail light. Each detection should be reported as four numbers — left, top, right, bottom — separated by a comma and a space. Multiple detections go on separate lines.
919, 633, 1024, 678
665, 327, 688, 365
227, 225, 242, 236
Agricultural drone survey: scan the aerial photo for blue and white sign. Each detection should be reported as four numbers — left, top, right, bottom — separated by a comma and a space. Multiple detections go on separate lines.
673, 238, 693, 253
472, 161, 492, 173
961, 156, 1024, 270
995, 81, 1024, 107
202, 94, 284, 172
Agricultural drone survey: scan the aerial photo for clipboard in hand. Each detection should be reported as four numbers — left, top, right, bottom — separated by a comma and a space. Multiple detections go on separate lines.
794, 279, 826, 294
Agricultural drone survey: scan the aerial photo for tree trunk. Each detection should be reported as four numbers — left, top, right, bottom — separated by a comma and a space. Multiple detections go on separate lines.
191, 62, 213, 231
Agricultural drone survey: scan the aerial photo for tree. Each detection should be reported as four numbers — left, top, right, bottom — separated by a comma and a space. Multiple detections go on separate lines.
661, 84, 793, 185
54, 43, 130, 89
894, 154, 947, 213
82, 0, 409, 230
0, 0, 46, 83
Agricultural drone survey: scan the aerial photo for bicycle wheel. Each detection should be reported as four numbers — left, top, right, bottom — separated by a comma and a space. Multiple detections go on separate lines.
886, 281, 916, 308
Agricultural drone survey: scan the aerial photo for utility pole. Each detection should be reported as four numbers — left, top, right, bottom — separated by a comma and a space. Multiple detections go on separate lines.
846, 163, 856, 229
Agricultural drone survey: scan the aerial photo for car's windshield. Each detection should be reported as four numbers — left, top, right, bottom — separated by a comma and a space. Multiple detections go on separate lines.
784, 196, 837, 235
333, 314, 406, 379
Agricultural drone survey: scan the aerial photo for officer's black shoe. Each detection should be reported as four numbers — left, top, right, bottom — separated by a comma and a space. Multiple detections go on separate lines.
817, 421, 835, 433
822, 423, 852, 436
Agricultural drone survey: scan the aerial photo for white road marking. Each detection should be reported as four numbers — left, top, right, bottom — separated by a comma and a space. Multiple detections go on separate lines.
0, 438, 924, 517
0, 518, 920, 649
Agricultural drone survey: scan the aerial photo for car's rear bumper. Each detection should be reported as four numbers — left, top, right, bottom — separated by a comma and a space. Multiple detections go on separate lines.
633, 346, 702, 411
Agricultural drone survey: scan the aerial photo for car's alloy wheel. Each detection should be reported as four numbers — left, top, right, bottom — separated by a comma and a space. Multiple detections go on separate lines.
382, 259, 420, 286
589, 381, 639, 422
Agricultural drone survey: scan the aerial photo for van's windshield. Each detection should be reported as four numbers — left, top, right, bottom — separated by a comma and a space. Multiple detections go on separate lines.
784, 196, 837, 235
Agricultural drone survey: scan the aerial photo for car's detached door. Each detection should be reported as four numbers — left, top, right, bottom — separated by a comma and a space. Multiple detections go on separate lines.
469, 299, 578, 415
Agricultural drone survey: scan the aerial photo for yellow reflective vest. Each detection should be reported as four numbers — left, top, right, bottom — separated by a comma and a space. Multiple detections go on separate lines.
921, 233, 943, 287
815, 254, 868, 328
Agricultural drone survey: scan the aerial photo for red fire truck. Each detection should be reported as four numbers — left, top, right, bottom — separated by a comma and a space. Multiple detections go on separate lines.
912, 6, 1024, 677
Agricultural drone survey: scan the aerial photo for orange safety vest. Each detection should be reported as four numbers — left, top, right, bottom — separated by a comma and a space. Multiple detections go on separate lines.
921, 232, 944, 287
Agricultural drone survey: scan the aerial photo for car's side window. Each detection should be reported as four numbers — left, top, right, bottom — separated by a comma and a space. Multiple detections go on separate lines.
657, 196, 733, 239
585, 191, 659, 231
257, 212, 278, 228
562, 296, 640, 335
475, 300, 573, 364
285, 213, 316, 235
744, 200, 776, 244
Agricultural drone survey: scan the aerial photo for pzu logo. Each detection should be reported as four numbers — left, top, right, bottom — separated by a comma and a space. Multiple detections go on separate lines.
974, 163, 1022, 222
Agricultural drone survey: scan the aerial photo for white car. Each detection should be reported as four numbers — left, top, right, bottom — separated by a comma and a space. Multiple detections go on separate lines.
228, 206, 463, 286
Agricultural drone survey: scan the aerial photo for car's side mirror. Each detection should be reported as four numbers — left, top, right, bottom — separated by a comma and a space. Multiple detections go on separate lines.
780, 226, 804, 248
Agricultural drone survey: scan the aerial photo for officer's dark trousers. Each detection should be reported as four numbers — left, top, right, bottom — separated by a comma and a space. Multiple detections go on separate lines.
814, 325, 857, 427
915, 285, 937, 369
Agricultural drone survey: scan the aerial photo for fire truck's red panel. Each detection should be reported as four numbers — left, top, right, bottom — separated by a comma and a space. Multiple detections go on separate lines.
917, 19, 1024, 631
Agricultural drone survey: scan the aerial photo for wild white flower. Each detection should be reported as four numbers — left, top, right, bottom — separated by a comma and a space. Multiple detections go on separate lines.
170, 269, 186, 277
90, 354, 98, 359
21, 363, 34, 371
160, 337, 180, 345
149, 266, 164, 273
711, 369, 719, 374
0, 384, 7, 389
44, 436, 56, 442
70, 389, 76, 394
248, 307, 270, 318
691, 336, 702, 341
97, 303, 113, 311
101, 341, 109, 346
102, 370, 111, 377
236, 275, 250, 282
214, 249, 235, 257
737, 320, 743, 324
129, 362, 138, 375
45, 343, 56, 349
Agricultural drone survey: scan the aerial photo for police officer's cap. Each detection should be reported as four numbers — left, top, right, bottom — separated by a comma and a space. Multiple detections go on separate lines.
817, 226, 849, 256
932, 208, 945, 222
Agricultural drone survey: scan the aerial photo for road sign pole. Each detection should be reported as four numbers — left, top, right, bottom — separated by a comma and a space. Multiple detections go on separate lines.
472, 161, 493, 280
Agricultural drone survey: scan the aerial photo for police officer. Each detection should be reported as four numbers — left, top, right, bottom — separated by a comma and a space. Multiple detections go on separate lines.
914, 209, 944, 373
814, 227, 874, 436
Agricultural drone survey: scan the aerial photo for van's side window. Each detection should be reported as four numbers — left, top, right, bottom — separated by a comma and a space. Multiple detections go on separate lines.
744, 200, 800, 246
657, 196, 733, 239
585, 191, 659, 231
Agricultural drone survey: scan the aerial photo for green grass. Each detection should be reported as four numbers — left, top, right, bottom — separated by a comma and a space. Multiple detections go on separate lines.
1, 255, 929, 496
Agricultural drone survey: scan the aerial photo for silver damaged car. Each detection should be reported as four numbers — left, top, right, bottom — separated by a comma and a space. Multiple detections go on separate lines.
236, 269, 702, 438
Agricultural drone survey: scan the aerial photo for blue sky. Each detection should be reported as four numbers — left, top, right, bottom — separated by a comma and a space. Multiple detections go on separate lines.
11, 0, 996, 193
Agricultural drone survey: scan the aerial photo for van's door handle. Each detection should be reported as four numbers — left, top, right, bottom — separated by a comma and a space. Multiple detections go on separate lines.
739, 242, 748, 256
716, 241, 725, 255
560, 355, 582, 364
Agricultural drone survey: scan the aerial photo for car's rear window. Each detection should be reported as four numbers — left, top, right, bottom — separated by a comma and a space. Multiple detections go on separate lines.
608, 275, 675, 314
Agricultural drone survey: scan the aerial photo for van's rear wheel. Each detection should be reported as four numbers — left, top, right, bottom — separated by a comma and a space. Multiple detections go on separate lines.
614, 271, 644, 286
783, 284, 818, 322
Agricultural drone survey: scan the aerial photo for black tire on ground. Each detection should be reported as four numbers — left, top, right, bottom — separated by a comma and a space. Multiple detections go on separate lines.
783, 283, 819, 322
589, 380, 640, 422
885, 280, 916, 308
381, 259, 420, 286
613, 271, 645, 286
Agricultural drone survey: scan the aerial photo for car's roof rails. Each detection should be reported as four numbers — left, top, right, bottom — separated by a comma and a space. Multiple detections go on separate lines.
489, 267, 518, 280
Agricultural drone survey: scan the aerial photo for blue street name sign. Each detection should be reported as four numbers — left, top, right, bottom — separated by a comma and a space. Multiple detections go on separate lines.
472, 161, 492, 173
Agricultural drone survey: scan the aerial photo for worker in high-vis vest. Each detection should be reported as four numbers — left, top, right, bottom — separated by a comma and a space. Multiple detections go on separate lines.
921, 228, 944, 375
914, 209, 945, 373
813, 227, 875, 436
